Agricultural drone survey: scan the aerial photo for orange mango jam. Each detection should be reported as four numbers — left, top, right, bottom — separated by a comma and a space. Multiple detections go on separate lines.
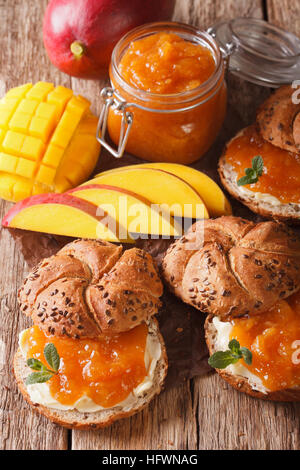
225, 127, 300, 204
108, 32, 227, 164
22, 324, 148, 407
230, 292, 300, 391
119, 33, 216, 94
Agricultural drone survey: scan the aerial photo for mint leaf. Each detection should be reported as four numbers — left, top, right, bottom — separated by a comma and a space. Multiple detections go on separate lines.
208, 340, 252, 369
208, 350, 239, 369
241, 347, 253, 365
228, 339, 241, 354
252, 155, 263, 176
26, 343, 61, 385
25, 371, 54, 385
44, 343, 60, 372
237, 155, 264, 186
26, 358, 45, 371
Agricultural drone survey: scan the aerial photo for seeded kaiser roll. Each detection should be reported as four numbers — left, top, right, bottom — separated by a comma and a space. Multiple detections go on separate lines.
18, 239, 163, 338
162, 216, 300, 320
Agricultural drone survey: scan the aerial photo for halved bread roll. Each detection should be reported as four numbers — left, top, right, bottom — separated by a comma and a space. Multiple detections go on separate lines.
14, 317, 167, 430
205, 314, 300, 402
218, 126, 300, 222
15, 239, 167, 429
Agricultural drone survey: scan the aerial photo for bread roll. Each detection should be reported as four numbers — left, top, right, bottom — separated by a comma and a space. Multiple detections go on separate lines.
14, 317, 168, 429
205, 314, 300, 402
218, 126, 300, 222
257, 84, 300, 154
18, 239, 163, 338
162, 216, 300, 320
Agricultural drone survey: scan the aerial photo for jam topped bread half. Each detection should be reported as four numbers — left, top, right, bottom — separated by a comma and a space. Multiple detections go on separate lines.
14, 239, 167, 429
162, 216, 300, 401
219, 85, 300, 222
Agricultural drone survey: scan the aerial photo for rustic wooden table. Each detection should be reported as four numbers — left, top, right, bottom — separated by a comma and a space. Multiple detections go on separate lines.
1, 0, 300, 451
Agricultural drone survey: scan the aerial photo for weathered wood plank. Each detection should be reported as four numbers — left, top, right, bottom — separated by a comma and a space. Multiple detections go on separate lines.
267, 0, 300, 36
0, 0, 69, 450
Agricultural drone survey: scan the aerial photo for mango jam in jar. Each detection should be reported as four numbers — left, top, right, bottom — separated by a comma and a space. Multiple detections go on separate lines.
105, 22, 227, 164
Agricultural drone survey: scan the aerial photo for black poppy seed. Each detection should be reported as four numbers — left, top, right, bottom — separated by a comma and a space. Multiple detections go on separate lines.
131, 316, 137, 321
108, 319, 114, 325
107, 299, 112, 305
254, 274, 262, 279
105, 310, 111, 316
69, 303, 75, 307
77, 325, 84, 330
124, 308, 128, 315
103, 292, 109, 298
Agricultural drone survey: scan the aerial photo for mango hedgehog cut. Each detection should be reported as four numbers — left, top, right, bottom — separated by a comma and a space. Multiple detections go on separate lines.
0, 82, 100, 202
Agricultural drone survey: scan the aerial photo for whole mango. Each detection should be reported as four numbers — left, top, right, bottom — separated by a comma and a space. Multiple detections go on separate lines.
43, 0, 175, 79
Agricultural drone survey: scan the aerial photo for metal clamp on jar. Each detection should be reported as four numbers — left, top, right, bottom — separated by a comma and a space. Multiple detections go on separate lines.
97, 18, 300, 164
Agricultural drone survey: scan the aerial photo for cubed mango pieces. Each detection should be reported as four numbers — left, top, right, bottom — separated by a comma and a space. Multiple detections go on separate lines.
0, 82, 100, 202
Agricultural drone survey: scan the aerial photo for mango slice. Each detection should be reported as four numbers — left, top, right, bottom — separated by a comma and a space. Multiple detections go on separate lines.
2, 192, 131, 244
95, 163, 232, 217
69, 184, 181, 238
82, 167, 209, 219
0, 82, 100, 202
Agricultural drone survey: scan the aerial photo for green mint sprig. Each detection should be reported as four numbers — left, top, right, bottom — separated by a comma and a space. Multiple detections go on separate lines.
208, 339, 252, 369
25, 343, 60, 385
237, 155, 264, 186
